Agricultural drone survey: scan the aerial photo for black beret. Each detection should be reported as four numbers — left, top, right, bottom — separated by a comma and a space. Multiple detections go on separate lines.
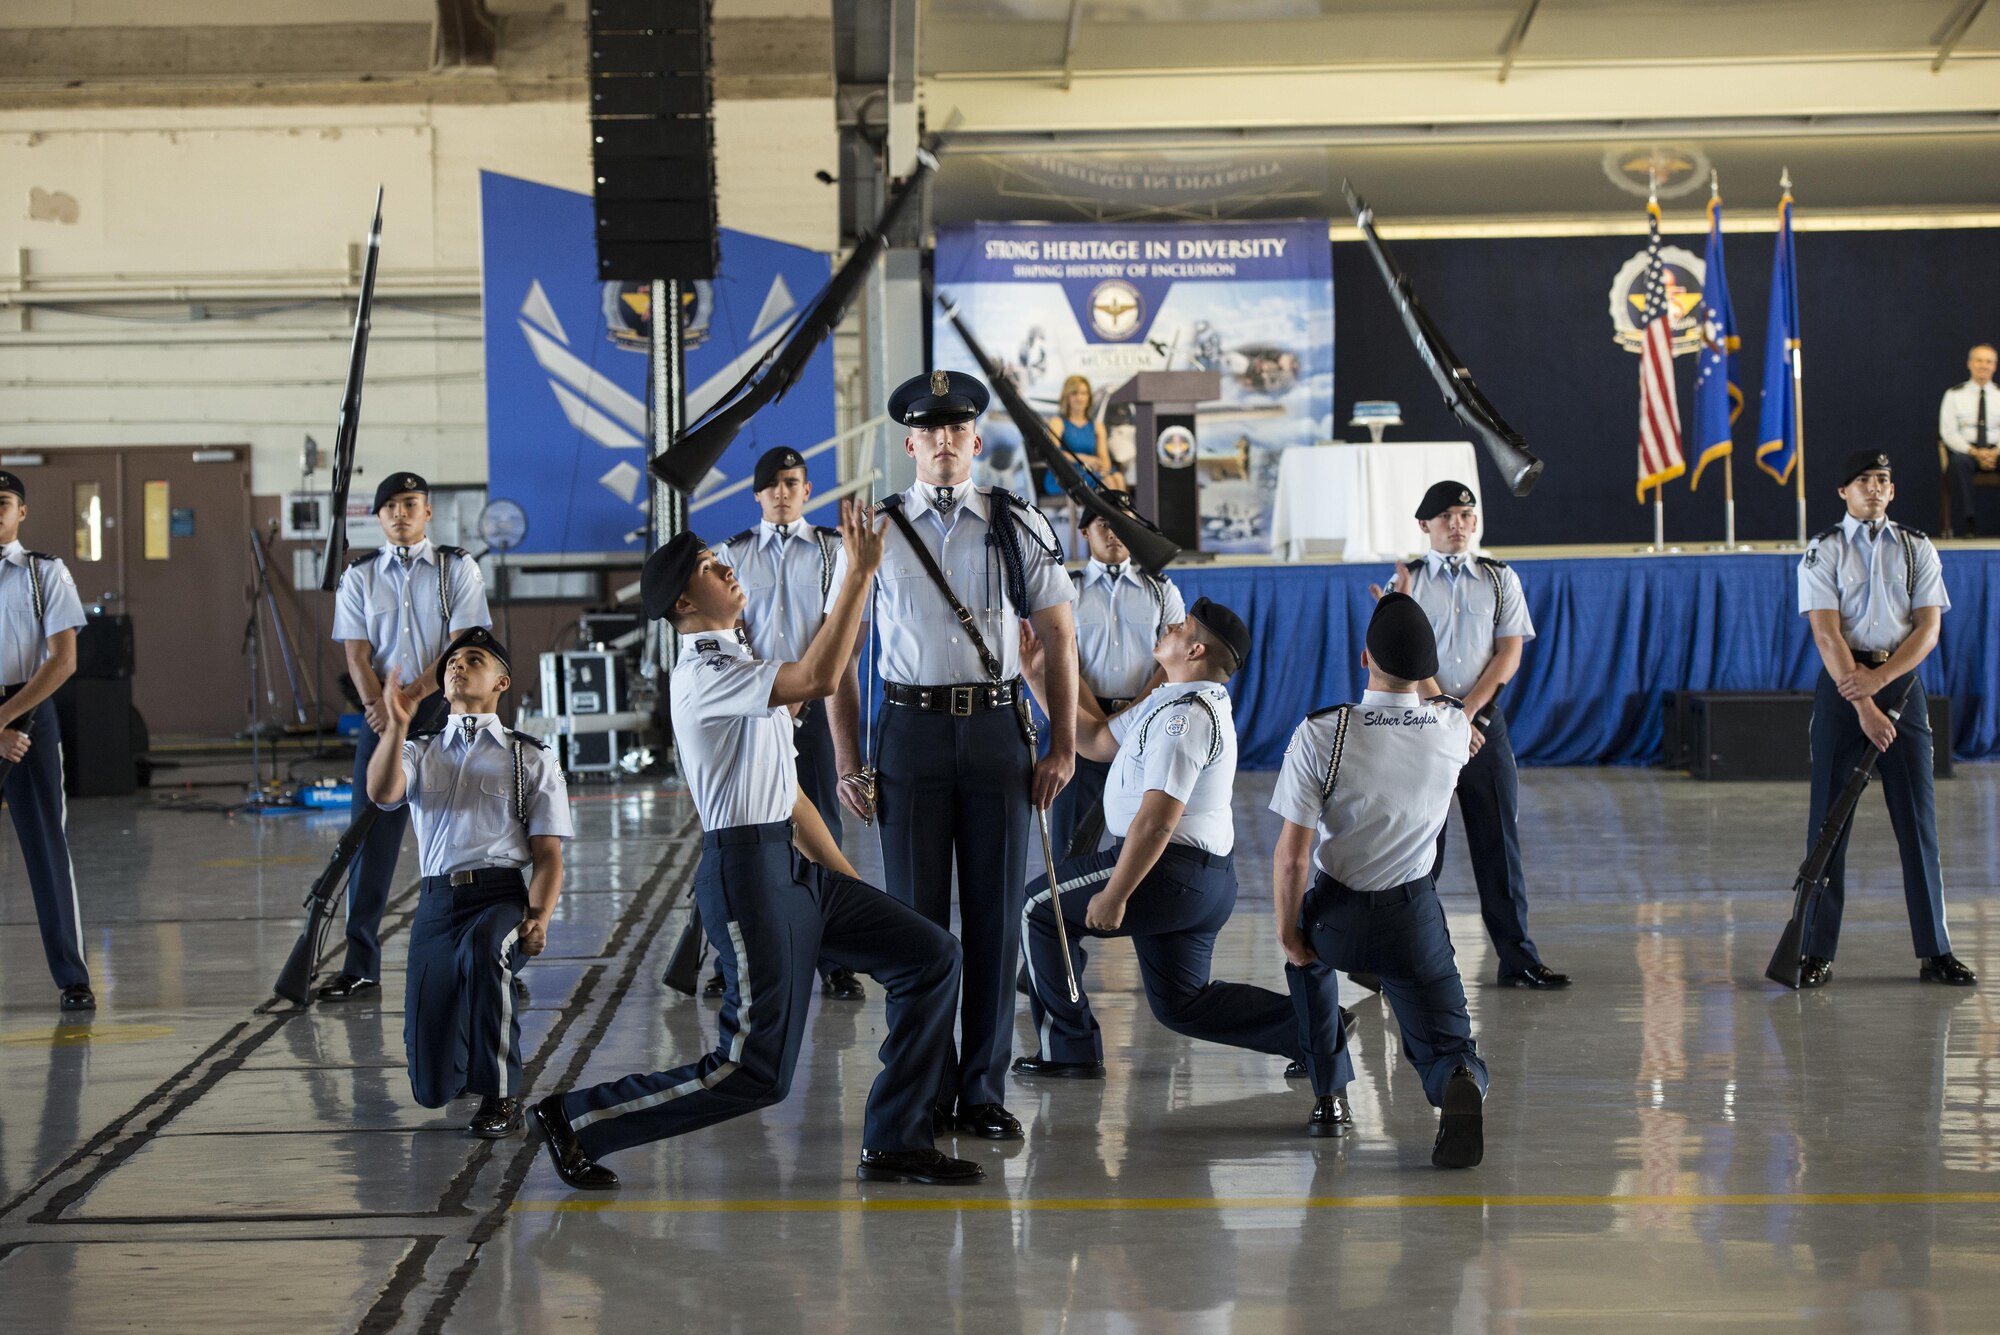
1189, 596, 1251, 670
439, 626, 510, 688
754, 446, 808, 493
1367, 591, 1439, 683
1837, 449, 1893, 489
374, 472, 429, 513
889, 369, 990, 428
642, 531, 706, 622
1080, 488, 1137, 529
0, 471, 24, 502
1415, 479, 1477, 521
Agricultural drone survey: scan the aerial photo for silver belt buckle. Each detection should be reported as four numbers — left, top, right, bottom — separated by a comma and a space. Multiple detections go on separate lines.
450, 870, 476, 886
949, 685, 976, 716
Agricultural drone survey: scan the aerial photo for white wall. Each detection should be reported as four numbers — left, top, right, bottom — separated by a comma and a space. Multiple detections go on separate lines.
0, 95, 839, 495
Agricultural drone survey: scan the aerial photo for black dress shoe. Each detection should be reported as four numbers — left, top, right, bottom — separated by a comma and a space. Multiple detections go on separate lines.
1347, 972, 1383, 993
1799, 956, 1833, 989
1011, 1056, 1105, 1079
469, 1096, 525, 1138
59, 984, 96, 1011
821, 968, 866, 1000
531, 1095, 619, 1189
512, 976, 530, 1000
316, 974, 379, 1002
1308, 1094, 1353, 1139
1432, 1067, 1484, 1169
1341, 1005, 1358, 1035
955, 1103, 1024, 1140
702, 971, 726, 998
1500, 964, 1572, 989
856, 1148, 986, 1185
1284, 1060, 1307, 1080
1920, 953, 1978, 986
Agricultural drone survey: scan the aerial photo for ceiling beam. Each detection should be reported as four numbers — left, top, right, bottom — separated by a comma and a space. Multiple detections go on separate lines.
1496, 0, 1542, 84
432, 0, 498, 69
1931, 0, 1990, 72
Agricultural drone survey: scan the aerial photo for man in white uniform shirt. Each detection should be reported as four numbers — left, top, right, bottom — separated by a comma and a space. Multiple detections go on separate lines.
1937, 342, 2000, 535
825, 370, 1080, 1144
1382, 480, 1568, 989
705, 445, 865, 1002
326, 472, 493, 1001
536, 512, 977, 1190
1789, 448, 1975, 989
1013, 597, 1352, 1136
1270, 593, 1489, 1169
368, 627, 570, 1140
1051, 489, 1185, 859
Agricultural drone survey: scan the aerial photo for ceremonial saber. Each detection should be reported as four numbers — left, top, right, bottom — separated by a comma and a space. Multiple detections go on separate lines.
1035, 806, 1081, 1005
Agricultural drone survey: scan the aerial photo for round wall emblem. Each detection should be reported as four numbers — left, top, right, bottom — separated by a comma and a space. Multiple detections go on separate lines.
1088, 279, 1145, 342
1608, 246, 1706, 355
1157, 425, 1196, 469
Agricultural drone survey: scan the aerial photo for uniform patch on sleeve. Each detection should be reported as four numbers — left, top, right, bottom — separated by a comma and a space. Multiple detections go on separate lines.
1164, 714, 1188, 737
1803, 547, 1818, 568
695, 638, 719, 653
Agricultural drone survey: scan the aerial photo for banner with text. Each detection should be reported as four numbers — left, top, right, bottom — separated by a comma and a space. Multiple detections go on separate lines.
480, 170, 833, 555
933, 219, 1332, 552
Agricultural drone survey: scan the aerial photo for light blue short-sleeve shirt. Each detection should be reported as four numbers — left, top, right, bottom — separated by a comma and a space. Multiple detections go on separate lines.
1404, 552, 1534, 700
384, 714, 573, 878
1796, 515, 1948, 654
0, 542, 88, 686
1073, 561, 1186, 702
333, 539, 493, 681
1103, 681, 1237, 855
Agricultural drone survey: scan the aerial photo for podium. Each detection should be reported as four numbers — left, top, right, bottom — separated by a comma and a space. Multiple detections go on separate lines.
1106, 371, 1219, 551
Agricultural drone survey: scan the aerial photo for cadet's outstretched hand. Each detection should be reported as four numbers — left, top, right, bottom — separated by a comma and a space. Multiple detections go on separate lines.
839, 498, 886, 579
380, 668, 415, 731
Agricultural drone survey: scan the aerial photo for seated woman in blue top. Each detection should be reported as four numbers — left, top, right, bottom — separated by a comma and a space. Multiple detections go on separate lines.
1043, 375, 1122, 493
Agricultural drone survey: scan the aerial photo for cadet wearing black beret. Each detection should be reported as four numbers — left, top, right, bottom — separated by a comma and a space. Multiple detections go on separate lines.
374, 472, 430, 515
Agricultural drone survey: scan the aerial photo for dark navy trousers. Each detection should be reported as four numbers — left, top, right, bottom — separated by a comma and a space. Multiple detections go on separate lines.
1048, 755, 1111, 859
563, 823, 960, 1159
1803, 670, 1950, 961
1299, 872, 1488, 1108
875, 702, 1033, 1109
1433, 709, 1544, 979
404, 870, 529, 1108
343, 693, 444, 981
3, 696, 87, 989
1023, 843, 1351, 1092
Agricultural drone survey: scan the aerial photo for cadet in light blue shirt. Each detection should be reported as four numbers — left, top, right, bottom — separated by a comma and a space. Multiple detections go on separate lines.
369, 627, 570, 1140
1788, 448, 1973, 989
707, 444, 865, 1001
823, 370, 1080, 1143
1052, 489, 1184, 858
0, 470, 94, 1010
323, 472, 493, 1001
1383, 480, 1567, 989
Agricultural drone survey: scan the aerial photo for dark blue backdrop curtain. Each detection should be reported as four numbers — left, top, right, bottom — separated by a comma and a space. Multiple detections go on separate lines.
1170, 552, 2000, 769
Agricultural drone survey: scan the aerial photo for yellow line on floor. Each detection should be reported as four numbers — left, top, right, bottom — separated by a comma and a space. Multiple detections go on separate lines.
512, 1191, 2000, 1216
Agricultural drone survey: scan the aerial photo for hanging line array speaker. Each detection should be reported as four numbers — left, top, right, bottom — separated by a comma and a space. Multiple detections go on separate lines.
588, 0, 719, 281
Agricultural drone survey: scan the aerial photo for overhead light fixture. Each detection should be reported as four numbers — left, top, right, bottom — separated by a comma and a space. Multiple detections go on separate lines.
191, 449, 237, 463
2, 453, 45, 467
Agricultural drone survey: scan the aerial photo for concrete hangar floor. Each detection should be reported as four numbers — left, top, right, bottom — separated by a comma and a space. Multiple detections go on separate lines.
0, 765, 1995, 1332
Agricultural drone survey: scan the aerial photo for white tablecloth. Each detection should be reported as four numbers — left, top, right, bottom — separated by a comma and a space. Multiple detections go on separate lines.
1269, 442, 1483, 562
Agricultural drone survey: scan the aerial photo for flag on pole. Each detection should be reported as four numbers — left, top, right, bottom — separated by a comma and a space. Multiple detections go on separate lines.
1756, 182, 1800, 483
1636, 197, 1685, 499
1689, 189, 1740, 490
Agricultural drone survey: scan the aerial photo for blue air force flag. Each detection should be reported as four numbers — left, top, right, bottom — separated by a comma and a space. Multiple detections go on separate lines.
1689, 192, 1741, 491
1756, 186, 1801, 485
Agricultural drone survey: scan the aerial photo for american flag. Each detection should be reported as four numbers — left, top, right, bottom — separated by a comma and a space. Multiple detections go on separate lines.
1636, 198, 1686, 499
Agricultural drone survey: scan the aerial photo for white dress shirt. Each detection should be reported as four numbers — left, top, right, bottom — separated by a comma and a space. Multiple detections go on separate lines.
1269, 690, 1472, 892
1797, 514, 1949, 655
713, 520, 837, 665
1403, 551, 1535, 701
1103, 681, 1237, 855
332, 539, 492, 681
669, 631, 797, 831
0, 540, 87, 686
823, 480, 1073, 685
387, 713, 573, 878
1939, 379, 2000, 455
1073, 561, 1186, 702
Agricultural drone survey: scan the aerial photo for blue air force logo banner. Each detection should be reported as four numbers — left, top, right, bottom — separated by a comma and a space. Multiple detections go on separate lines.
479, 171, 834, 554
932, 220, 1332, 554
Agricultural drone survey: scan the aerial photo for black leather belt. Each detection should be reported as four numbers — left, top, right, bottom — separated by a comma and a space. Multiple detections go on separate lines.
423, 866, 527, 893
1847, 648, 1893, 667
1313, 871, 1434, 905
884, 679, 1021, 716
703, 819, 794, 849
1097, 695, 1134, 714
